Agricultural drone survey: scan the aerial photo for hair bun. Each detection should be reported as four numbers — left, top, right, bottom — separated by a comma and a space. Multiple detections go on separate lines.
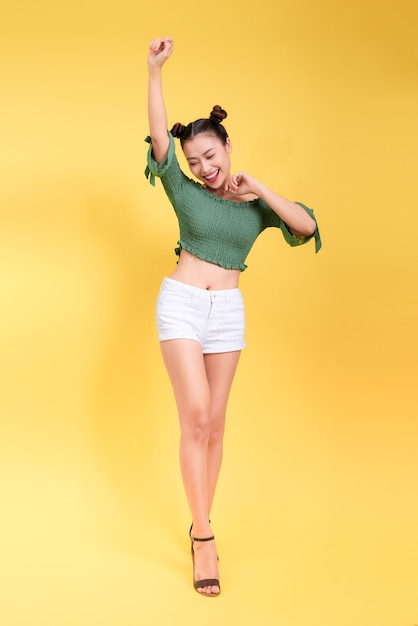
170, 122, 186, 138
209, 105, 227, 123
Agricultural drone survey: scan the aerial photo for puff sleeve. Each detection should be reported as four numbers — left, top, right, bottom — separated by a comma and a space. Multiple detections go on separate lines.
144, 132, 176, 187
279, 202, 322, 253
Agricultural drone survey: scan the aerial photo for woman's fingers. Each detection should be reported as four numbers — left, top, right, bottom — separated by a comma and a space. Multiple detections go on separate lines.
149, 37, 173, 54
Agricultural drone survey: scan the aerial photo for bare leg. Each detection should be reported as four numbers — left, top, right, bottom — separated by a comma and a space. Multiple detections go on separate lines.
204, 351, 241, 514
159, 339, 240, 595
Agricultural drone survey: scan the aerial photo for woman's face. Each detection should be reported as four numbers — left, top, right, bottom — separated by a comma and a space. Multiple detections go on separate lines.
182, 132, 232, 194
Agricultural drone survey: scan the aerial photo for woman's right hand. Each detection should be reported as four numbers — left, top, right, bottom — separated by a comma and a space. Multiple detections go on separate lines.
148, 37, 174, 68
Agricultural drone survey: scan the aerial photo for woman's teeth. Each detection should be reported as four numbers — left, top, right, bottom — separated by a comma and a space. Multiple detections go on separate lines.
205, 169, 219, 181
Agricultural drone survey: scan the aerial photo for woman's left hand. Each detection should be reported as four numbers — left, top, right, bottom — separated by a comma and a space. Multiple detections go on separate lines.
225, 172, 258, 197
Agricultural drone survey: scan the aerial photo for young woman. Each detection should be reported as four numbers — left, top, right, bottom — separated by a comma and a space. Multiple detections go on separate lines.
145, 37, 321, 597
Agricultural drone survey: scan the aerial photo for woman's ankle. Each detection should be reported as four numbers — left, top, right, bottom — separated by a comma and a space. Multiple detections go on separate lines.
190, 520, 212, 538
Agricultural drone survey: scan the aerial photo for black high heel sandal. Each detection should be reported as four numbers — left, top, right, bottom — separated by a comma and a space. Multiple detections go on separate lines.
191, 535, 221, 597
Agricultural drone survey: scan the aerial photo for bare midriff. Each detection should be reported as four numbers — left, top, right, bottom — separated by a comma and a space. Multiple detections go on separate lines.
169, 249, 240, 291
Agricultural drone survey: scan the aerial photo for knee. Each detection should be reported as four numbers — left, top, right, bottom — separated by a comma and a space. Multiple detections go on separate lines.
208, 413, 225, 447
181, 405, 212, 441
206, 404, 226, 445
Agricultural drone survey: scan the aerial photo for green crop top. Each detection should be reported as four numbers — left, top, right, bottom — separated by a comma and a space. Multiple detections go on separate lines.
145, 133, 321, 271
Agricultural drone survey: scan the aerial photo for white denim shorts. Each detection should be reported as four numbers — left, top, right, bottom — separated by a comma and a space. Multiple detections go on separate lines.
156, 277, 246, 354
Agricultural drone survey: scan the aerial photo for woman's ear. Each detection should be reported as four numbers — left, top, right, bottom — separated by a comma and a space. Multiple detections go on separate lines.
226, 138, 232, 153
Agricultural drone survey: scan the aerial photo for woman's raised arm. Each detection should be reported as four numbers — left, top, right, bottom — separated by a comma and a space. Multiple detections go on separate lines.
147, 37, 174, 164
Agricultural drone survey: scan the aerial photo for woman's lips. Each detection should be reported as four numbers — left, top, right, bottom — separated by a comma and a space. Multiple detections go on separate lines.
204, 169, 220, 183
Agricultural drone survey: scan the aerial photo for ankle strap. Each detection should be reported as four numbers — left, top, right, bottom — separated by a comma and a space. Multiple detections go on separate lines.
192, 535, 215, 542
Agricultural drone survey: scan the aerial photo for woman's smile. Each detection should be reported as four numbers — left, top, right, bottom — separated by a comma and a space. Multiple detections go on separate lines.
204, 169, 220, 183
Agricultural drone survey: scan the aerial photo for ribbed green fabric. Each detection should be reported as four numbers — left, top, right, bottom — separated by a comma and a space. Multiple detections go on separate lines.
145, 133, 321, 271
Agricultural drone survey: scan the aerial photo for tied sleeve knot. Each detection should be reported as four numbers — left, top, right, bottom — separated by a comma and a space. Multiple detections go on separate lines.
144, 132, 175, 187
144, 136, 156, 187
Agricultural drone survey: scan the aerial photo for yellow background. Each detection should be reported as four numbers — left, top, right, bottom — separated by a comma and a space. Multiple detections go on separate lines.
1, 1, 417, 624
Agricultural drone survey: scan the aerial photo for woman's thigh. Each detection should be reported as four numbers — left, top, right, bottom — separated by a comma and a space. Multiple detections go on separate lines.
160, 339, 210, 422
204, 351, 241, 419
160, 340, 241, 430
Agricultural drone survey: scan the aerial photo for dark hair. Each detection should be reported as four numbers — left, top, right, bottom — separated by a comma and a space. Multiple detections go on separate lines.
170, 105, 229, 147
